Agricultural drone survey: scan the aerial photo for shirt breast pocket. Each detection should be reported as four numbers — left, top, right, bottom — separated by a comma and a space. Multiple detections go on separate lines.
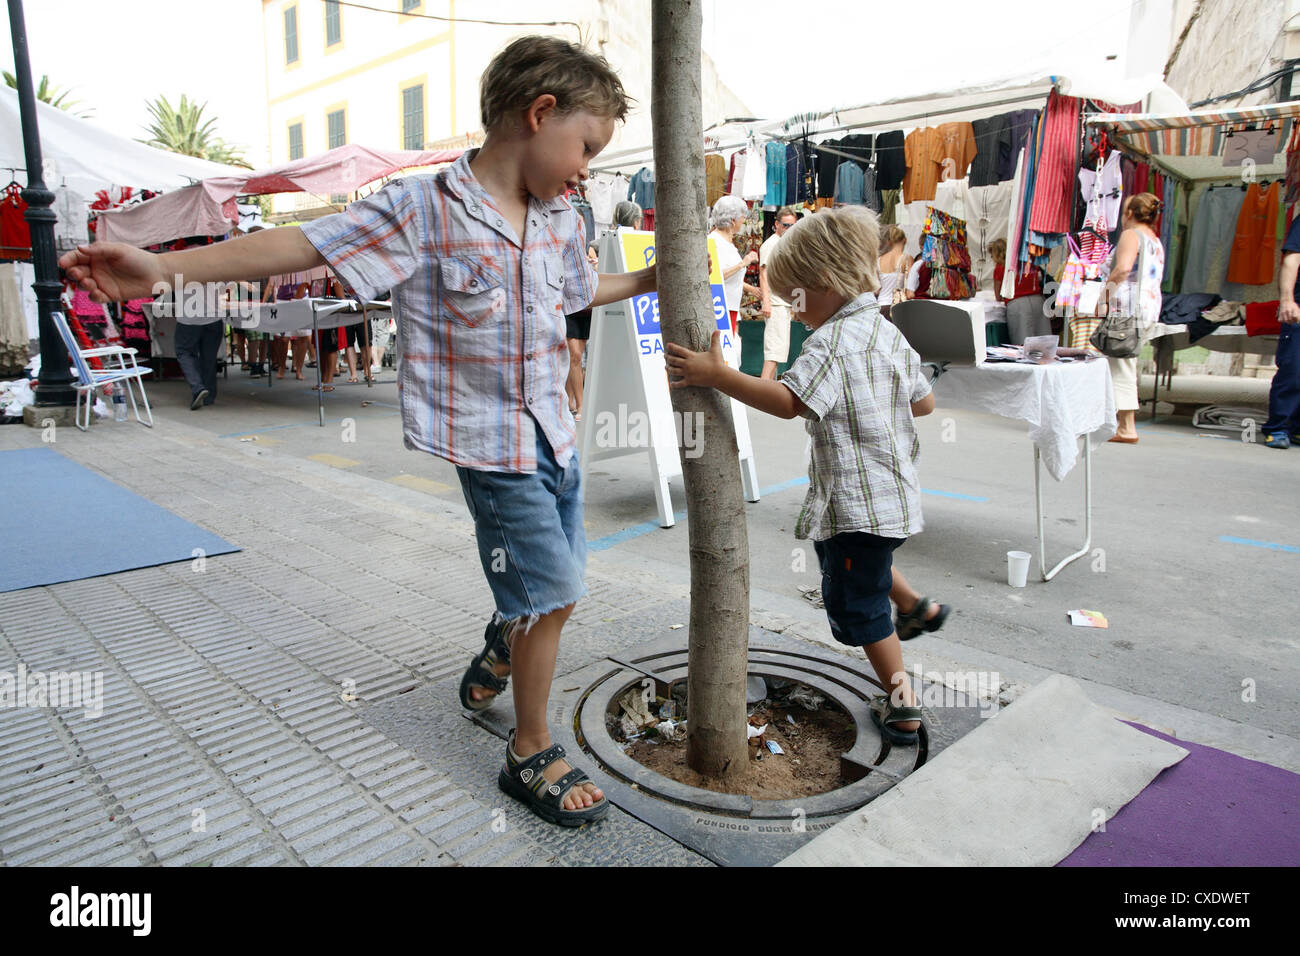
543, 255, 569, 314
439, 256, 505, 327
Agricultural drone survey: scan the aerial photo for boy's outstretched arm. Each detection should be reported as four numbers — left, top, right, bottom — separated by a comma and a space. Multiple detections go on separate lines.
665, 330, 806, 420
59, 228, 325, 304
589, 265, 656, 309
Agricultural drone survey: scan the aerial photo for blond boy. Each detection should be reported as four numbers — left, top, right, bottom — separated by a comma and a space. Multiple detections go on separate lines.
61, 36, 656, 825
665, 206, 933, 743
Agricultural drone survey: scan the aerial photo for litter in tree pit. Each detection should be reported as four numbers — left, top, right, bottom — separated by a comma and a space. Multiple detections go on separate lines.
610, 678, 857, 799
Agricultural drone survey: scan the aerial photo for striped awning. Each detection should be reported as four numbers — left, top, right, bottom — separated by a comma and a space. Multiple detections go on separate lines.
1085, 102, 1300, 133
1082, 102, 1299, 179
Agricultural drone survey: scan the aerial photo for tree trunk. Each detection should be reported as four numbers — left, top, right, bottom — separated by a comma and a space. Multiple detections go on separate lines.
650, 0, 750, 779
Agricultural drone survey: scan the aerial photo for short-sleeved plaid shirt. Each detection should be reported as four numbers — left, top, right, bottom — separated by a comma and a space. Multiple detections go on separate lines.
779, 292, 932, 541
301, 149, 597, 473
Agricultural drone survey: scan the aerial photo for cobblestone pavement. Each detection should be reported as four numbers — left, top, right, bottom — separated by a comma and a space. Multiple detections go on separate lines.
0, 417, 709, 866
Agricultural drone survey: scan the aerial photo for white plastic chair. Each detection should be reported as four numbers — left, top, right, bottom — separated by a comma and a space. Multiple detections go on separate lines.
51, 310, 154, 431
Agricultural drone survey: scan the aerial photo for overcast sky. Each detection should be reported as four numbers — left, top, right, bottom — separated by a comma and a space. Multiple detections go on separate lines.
2, 0, 1157, 166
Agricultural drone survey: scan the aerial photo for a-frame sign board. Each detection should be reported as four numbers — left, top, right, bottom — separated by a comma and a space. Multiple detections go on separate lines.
578, 228, 760, 528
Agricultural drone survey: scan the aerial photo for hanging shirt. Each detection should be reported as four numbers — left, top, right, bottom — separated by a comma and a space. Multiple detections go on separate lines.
627, 167, 656, 211
705, 153, 727, 207
742, 144, 767, 200
1226, 181, 1280, 285
1027, 91, 1082, 235
833, 162, 865, 205
587, 174, 618, 226
874, 131, 906, 191
1078, 151, 1123, 231
765, 141, 787, 207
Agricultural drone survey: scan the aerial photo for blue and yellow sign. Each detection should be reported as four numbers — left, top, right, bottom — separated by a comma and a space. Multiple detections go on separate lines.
620, 231, 731, 357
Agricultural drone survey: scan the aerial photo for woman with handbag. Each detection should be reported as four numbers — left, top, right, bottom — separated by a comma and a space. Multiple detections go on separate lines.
1100, 193, 1166, 443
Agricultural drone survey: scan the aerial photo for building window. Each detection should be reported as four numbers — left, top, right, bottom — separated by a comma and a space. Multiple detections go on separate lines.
327, 109, 347, 149
402, 85, 424, 150
288, 123, 304, 161
402, 0, 421, 11
284, 6, 298, 64
324, 0, 341, 47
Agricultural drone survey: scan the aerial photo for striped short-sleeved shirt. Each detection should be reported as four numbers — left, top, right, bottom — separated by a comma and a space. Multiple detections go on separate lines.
301, 149, 597, 473
779, 292, 932, 541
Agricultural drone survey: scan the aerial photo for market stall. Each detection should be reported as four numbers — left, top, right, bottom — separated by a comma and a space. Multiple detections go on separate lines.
0, 87, 246, 380
1084, 102, 1299, 414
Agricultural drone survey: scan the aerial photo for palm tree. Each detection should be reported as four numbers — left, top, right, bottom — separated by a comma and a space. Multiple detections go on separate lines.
138, 94, 251, 168
2, 71, 90, 116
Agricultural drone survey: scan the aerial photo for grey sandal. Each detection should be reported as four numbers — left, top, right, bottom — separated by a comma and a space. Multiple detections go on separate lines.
870, 695, 924, 746
458, 617, 513, 711
498, 732, 609, 827
895, 597, 950, 641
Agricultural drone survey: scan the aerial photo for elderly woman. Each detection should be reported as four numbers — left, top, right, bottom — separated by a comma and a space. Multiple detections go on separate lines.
1102, 192, 1166, 444
709, 195, 759, 333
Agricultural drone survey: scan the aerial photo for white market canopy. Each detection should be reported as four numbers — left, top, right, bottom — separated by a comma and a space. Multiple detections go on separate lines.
0, 86, 246, 196
593, 69, 1186, 174
1084, 101, 1300, 182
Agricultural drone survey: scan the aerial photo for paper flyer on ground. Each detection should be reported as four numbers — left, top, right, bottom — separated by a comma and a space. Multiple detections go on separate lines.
1068, 609, 1109, 628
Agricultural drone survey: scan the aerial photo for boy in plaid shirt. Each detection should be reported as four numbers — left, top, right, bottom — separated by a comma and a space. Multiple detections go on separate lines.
666, 206, 938, 745
62, 36, 656, 826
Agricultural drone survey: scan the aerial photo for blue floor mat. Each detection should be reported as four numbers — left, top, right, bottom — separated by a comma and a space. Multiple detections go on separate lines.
0, 447, 240, 593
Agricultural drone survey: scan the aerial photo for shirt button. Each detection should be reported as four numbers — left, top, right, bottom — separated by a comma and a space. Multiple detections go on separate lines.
496, 218, 503, 226
525, 352, 534, 360
470, 279, 477, 287
526, 305, 533, 313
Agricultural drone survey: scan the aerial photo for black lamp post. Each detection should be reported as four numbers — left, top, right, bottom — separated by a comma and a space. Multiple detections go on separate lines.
7, 0, 75, 407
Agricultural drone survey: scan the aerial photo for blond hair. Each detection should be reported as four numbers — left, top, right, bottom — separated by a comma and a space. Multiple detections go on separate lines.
766, 206, 881, 300
479, 35, 631, 132
988, 237, 1007, 264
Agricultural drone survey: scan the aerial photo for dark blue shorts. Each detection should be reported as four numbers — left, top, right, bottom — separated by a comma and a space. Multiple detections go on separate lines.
814, 531, 905, 647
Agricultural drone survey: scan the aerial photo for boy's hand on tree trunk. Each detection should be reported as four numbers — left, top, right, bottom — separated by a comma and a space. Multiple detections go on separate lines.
665, 330, 726, 388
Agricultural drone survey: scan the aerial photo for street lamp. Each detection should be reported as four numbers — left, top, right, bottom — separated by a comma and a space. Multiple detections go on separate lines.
7, 0, 75, 408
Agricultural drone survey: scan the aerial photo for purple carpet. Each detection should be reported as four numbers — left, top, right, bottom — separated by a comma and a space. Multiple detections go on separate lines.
1060, 722, 1300, 866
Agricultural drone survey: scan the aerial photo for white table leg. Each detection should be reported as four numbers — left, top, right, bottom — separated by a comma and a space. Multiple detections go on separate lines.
1035, 437, 1093, 581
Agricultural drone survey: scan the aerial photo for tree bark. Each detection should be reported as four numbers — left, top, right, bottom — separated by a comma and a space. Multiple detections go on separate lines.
650, 0, 750, 779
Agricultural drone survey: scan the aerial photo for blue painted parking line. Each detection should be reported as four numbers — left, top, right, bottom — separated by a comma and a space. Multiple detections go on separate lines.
1218, 535, 1300, 554
922, 488, 988, 502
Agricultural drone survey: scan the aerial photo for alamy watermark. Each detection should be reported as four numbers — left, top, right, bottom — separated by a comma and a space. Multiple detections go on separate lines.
1, 663, 104, 718
591, 403, 704, 458
153, 275, 261, 323
891, 665, 1001, 718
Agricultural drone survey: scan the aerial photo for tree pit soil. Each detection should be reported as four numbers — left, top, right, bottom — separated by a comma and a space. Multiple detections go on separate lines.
623, 701, 856, 800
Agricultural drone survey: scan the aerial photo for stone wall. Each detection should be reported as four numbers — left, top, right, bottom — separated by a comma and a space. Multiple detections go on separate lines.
1165, 0, 1291, 105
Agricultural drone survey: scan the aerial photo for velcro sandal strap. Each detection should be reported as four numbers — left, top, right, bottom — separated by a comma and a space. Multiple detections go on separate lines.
885, 704, 923, 724
474, 669, 508, 693
546, 768, 592, 801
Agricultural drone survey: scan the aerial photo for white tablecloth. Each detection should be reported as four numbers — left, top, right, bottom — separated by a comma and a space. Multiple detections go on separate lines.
935, 359, 1116, 481
145, 298, 368, 334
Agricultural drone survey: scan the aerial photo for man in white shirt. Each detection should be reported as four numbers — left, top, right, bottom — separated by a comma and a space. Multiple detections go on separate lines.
760, 206, 798, 379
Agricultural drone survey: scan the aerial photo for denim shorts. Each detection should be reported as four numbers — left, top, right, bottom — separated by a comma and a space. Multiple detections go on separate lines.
455, 419, 587, 625
814, 531, 905, 647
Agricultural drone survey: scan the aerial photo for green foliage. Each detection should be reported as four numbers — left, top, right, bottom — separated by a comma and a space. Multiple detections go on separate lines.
138, 94, 252, 168
2, 71, 90, 116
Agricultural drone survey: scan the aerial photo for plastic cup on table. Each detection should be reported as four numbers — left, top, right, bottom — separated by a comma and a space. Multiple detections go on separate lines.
1006, 551, 1031, 588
